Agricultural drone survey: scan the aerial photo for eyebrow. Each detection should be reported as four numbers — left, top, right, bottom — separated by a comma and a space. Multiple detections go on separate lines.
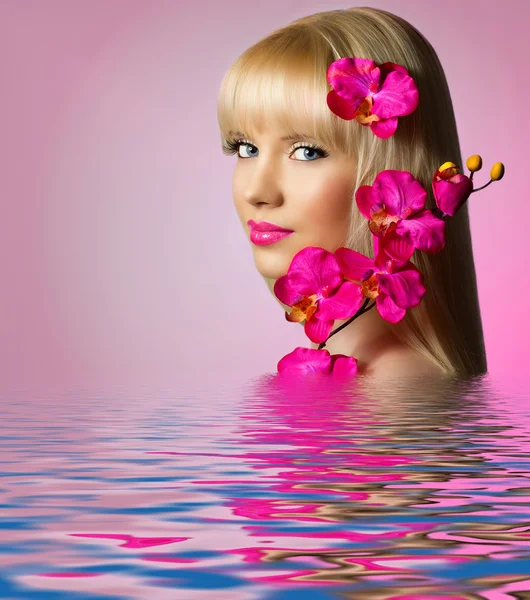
227, 130, 319, 142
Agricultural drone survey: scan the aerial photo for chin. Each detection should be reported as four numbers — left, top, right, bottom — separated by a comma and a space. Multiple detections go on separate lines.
252, 249, 293, 280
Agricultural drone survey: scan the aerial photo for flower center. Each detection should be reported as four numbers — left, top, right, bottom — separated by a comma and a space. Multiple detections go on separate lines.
361, 274, 379, 299
354, 96, 380, 124
286, 294, 319, 323
369, 205, 400, 235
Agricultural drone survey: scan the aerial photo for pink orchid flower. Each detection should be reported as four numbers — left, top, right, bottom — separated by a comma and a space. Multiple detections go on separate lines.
334, 246, 426, 324
432, 162, 474, 217
278, 346, 358, 376
274, 247, 364, 344
356, 170, 446, 262
326, 57, 419, 139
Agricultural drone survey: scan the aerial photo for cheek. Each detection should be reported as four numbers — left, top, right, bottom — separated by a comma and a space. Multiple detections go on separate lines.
231, 171, 247, 217
305, 177, 353, 225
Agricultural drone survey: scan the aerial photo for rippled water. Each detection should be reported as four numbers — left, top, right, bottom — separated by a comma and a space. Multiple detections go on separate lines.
1, 374, 530, 599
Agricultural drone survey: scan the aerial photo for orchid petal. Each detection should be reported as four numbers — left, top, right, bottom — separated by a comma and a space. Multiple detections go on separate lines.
371, 69, 419, 119
369, 117, 398, 139
395, 209, 446, 254
335, 247, 375, 281
372, 233, 380, 257
273, 274, 302, 306
317, 281, 364, 321
379, 230, 415, 262
377, 268, 426, 310
277, 346, 332, 374
330, 354, 359, 376
273, 247, 343, 305
304, 314, 333, 344
374, 244, 397, 272
376, 293, 407, 323
379, 62, 409, 77
327, 57, 379, 101
432, 176, 473, 217
372, 170, 427, 217
355, 184, 377, 219
326, 90, 357, 120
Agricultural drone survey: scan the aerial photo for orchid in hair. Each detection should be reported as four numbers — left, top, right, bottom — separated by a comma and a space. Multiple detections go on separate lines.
326, 57, 419, 139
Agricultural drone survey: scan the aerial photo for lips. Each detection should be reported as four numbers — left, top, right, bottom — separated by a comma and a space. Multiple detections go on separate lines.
247, 219, 294, 246
249, 229, 293, 246
247, 219, 293, 233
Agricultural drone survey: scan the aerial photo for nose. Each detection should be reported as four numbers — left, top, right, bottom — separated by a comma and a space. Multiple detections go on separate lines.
242, 157, 284, 208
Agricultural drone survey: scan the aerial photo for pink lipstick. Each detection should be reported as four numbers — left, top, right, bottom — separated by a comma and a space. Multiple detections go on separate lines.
247, 219, 294, 246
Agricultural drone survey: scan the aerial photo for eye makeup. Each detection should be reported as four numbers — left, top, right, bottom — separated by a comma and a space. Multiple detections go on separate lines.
222, 135, 329, 159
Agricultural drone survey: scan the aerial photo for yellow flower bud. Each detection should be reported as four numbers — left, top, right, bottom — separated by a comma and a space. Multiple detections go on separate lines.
439, 161, 457, 172
466, 154, 483, 172
490, 162, 505, 181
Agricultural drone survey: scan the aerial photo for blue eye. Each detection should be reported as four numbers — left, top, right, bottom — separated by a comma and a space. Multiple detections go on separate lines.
290, 145, 327, 161
238, 142, 259, 159
222, 139, 329, 161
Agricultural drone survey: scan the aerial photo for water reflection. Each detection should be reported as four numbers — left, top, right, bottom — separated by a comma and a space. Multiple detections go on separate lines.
1, 374, 530, 598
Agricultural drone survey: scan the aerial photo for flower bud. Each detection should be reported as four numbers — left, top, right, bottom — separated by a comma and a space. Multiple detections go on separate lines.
466, 154, 483, 172
432, 162, 473, 217
490, 162, 505, 181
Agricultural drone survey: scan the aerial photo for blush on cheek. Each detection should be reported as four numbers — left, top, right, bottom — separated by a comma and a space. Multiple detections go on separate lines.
316, 192, 354, 227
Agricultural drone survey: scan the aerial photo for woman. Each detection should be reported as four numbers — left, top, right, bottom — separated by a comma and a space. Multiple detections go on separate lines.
216, 6, 487, 378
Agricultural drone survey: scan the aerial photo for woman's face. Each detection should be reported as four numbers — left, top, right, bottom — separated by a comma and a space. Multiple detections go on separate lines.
231, 122, 357, 280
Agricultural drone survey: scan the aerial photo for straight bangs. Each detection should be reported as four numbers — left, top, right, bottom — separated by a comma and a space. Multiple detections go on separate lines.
217, 28, 364, 157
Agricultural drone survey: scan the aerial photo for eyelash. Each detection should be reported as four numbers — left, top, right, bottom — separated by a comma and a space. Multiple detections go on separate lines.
222, 138, 330, 159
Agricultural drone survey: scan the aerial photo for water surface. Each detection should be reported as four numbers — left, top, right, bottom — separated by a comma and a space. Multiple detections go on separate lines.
1, 374, 530, 599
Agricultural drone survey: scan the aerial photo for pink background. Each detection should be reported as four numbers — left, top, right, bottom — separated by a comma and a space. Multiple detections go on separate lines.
0, 0, 528, 392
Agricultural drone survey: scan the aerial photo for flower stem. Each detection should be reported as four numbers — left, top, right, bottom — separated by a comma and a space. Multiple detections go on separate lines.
470, 179, 492, 192
317, 299, 376, 350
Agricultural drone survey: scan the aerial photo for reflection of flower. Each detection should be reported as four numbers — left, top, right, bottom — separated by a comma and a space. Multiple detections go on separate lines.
326, 57, 419, 139
273, 247, 363, 344
277, 346, 358, 377
432, 161, 474, 217
356, 170, 445, 262
335, 246, 426, 325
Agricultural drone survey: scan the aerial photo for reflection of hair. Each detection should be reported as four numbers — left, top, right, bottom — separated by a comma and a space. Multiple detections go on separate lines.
217, 6, 487, 375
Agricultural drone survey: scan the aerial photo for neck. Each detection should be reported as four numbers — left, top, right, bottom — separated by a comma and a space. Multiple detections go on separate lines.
310, 307, 402, 374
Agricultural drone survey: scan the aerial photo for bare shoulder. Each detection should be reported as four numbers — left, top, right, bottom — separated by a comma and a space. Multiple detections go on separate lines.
363, 345, 446, 380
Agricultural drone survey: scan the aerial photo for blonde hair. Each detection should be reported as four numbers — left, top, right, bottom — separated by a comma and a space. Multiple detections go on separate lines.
216, 6, 487, 375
